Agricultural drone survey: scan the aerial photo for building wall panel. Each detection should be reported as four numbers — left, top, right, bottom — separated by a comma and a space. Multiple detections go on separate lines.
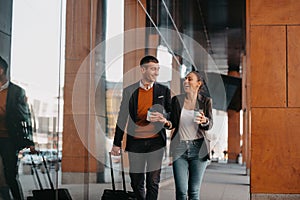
287, 26, 300, 107
250, 26, 286, 107
250, 0, 300, 25
251, 108, 300, 193
248, 0, 300, 196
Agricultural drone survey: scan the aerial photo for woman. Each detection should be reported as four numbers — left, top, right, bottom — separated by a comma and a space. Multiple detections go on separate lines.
165, 71, 213, 200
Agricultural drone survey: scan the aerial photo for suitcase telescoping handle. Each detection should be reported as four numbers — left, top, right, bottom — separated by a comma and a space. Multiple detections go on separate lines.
31, 153, 55, 191
30, 154, 43, 190
120, 150, 127, 193
109, 150, 127, 192
108, 152, 116, 191
41, 153, 55, 190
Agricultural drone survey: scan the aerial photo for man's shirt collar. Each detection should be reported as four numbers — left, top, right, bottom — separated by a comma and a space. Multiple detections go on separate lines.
139, 81, 154, 90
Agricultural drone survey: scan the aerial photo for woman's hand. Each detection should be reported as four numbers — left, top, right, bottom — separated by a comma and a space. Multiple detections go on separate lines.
194, 111, 208, 125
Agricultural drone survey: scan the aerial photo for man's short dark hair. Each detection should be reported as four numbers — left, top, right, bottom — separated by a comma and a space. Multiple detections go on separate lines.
140, 55, 159, 66
0, 56, 8, 73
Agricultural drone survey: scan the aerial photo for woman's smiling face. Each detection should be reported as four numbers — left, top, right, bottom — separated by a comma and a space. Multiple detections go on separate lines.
183, 72, 202, 94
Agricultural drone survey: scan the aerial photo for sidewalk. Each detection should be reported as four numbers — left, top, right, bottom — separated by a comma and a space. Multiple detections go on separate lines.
20, 162, 250, 200
159, 162, 250, 200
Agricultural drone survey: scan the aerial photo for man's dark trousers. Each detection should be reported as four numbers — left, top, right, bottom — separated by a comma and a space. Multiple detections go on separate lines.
128, 136, 165, 200
0, 138, 24, 200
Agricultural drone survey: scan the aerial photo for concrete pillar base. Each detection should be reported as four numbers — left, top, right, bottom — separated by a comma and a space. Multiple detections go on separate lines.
228, 159, 238, 164
251, 194, 300, 200
62, 172, 97, 184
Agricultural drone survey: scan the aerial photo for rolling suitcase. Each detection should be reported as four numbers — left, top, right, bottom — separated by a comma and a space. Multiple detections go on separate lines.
101, 151, 136, 200
28, 153, 72, 200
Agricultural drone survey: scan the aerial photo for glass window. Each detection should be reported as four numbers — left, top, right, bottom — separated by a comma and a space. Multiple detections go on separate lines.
11, 0, 66, 195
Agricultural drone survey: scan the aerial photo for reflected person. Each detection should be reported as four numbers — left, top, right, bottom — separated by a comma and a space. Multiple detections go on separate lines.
0, 57, 36, 200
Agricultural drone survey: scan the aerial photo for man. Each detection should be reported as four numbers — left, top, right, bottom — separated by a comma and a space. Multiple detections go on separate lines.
111, 55, 171, 200
0, 56, 35, 200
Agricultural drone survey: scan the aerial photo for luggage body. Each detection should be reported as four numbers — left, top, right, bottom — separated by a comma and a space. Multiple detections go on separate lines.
31, 188, 72, 200
101, 151, 136, 200
28, 153, 72, 200
101, 189, 136, 200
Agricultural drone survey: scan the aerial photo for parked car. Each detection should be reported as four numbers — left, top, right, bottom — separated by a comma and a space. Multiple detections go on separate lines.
21, 154, 42, 165
40, 149, 62, 164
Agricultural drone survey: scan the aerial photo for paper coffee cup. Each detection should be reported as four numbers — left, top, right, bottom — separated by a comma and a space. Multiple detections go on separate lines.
146, 109, 152, 121
194, 109, 203, 122
194, 110, 200, 122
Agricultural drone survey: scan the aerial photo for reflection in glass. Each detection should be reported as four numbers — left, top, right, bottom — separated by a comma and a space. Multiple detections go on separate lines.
11, 0, 66, 196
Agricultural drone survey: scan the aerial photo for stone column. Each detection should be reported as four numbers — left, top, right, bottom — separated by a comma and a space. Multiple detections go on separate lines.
227, 65, 241, 163
123, 0, 147, 85
248, 0, 300, 198
62, 0, 99, 184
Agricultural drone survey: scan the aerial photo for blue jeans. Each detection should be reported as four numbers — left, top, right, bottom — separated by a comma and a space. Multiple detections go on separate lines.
172, 139, 208, 200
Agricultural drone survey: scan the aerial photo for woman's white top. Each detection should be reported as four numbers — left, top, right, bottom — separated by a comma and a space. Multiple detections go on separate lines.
178, 107, 203, 141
